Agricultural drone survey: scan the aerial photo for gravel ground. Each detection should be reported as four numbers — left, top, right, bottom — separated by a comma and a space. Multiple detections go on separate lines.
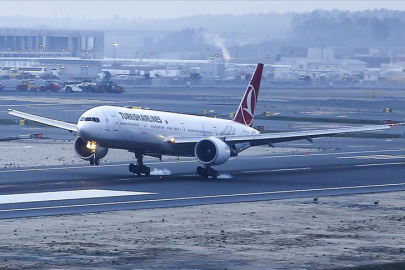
1, 192, 405, 270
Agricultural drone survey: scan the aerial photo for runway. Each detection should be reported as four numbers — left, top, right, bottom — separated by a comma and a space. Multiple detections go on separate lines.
1, 137, 405, 219
1, 87, 405, 220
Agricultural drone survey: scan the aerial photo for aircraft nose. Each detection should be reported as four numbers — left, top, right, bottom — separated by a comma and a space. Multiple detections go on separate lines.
78, 121, 99, 140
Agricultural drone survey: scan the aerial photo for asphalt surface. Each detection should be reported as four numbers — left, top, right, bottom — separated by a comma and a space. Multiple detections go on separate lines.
1, 137, 405, 219
1, 86, 405, 219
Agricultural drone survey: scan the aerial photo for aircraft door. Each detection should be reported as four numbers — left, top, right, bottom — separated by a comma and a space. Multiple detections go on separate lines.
111, 115, 119, 131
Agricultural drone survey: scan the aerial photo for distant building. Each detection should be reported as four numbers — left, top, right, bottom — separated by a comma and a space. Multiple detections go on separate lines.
0, 28, 104, 59
306, 59, 367, 79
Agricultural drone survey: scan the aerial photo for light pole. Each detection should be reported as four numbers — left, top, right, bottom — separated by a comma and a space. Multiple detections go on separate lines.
373, 52, 377, 69
112, 43, 118, 59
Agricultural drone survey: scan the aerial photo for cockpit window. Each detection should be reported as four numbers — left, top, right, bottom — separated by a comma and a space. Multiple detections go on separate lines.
80, 117, 100, 122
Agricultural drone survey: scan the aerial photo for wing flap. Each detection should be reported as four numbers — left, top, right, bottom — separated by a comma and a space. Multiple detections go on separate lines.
8, 109, 77, 132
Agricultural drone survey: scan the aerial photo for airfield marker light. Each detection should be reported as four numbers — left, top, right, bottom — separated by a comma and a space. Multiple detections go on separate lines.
289, 192, 294, 196
306, 152, 311, 155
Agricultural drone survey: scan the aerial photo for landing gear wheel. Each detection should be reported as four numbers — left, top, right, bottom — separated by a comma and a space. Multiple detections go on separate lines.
197, 166, 218, 179
95, 159, 100, 166
211, 169, 218, 179
129, 163, 136, 173
196, 166, 203, 176
90, 160, 95, 165
129, 154, 151, 176
144, 166, 151, 176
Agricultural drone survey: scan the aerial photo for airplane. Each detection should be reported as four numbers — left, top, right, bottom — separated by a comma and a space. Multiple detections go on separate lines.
8, 63, 392, 179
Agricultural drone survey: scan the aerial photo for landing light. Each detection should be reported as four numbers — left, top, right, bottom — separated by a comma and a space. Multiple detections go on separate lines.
86, 141, 97, 151
168, 137, 176, 144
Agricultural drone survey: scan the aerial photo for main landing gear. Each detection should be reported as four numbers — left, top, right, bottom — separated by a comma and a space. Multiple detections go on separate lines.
196, 165, 218, 179
129, 152, 151, 176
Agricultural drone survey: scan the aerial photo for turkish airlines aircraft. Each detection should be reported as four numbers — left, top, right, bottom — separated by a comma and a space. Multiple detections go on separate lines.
9, 63, 391, 178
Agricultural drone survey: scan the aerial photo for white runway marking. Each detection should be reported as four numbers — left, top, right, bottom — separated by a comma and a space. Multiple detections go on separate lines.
2, 183, 405, 214
0, 189, 155, 205
338, 155, 405, 160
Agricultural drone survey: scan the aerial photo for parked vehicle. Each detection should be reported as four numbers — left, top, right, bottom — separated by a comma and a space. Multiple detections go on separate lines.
62, 81, 83, 92
16, 80, 37, 91
38, 81, 61, 92
96, 81, 125, 93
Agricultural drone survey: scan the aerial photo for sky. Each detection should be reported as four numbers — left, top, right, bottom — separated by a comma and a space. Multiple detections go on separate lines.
2, 1, 405, 19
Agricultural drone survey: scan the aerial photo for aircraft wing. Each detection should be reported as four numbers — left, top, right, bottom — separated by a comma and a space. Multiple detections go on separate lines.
222, 125, 391, 146
169, 124, 391, 147
8, 109, 78, 132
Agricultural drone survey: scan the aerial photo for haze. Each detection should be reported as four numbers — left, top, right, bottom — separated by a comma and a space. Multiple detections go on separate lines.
3, 1, 405, 20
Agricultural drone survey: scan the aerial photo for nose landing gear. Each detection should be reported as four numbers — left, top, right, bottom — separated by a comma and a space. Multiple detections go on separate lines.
89, 154, 100, 166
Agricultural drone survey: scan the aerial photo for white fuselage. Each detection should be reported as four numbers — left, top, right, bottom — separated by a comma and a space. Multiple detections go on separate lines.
77, 105, 259, 156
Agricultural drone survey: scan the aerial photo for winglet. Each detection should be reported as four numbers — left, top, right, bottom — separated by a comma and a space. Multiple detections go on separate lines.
233, 63, 264, 127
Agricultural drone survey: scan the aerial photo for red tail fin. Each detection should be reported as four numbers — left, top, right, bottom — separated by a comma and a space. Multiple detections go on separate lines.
233, 63, 264, 127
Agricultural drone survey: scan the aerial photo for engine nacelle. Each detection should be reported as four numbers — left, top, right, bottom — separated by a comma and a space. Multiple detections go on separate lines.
74, 137, 108, 161
194, 137, 230, 166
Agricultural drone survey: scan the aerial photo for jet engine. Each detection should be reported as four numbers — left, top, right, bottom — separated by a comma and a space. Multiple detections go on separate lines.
74, 137, 108, 161
194, 137, 230, 166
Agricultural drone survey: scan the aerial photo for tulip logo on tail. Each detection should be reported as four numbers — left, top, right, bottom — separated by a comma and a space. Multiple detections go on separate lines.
233, 63, 263, 127
236, 84, 256, 126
